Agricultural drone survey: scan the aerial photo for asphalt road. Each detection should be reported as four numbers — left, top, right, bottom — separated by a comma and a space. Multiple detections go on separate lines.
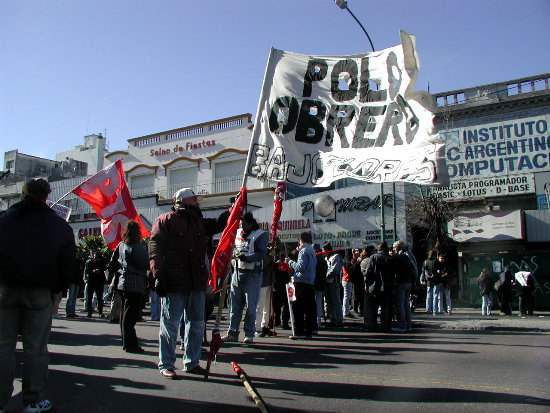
4, 302, 550, 413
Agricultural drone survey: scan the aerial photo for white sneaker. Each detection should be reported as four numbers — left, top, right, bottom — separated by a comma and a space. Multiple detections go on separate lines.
23, 399, 53, 412
242, 336, 254, 344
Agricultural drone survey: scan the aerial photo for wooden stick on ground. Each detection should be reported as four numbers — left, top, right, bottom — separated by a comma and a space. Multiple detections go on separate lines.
231, 362, 270, 413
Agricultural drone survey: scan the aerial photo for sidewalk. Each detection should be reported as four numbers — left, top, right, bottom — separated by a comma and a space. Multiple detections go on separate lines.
413, 307, 550, 332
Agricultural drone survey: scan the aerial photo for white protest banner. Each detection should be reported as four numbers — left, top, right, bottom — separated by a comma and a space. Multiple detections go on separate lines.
247, 31, 446, 187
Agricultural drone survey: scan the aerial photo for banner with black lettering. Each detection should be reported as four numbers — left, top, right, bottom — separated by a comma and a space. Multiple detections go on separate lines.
247, 31, 447, 187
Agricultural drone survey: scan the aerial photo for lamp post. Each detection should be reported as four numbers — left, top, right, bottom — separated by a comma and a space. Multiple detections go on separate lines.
334, 0, 396, 243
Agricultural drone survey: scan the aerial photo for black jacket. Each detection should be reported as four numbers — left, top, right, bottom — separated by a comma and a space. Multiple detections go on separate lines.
149, 206, 228, 293
314, 255, 328, 291
0, 199, 76, 293
365, 252, 395, 295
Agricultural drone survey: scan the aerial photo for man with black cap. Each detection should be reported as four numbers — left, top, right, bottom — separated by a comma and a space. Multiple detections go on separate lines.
223, 211, 268, 344
149, 187, 228, 379
0, 178, 76, 412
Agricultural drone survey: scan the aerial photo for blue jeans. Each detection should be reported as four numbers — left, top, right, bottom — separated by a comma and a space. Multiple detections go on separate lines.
397, 282, 412, 330
228, 271, 262, 338
425, 285, 433, 313
442, 286, 452, 313
342, 281, 353, 317
158, 291, 205, 372
65, 283, 79, 316
432, 284, 442, 314
0, 286, 52, 406
326, 281, 343, 324
149, 290, 160, 321
481, 293, 492, 316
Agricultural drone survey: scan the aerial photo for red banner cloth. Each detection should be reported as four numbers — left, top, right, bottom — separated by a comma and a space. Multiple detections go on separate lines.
270, 182, 286, 241
72, 160, 150, 250
209, 186, 247, 291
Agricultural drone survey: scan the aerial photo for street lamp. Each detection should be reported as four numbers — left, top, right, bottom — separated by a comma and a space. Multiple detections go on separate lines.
333, 0, 396, 243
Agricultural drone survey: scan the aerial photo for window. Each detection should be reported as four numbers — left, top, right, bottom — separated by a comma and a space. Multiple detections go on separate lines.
130, 174, 155, 196
214, 159, 245, 180
5, 160, 14, 171
169, 167, 197, 192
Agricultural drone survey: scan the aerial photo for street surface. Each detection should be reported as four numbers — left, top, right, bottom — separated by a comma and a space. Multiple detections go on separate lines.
5, 302, 550, 413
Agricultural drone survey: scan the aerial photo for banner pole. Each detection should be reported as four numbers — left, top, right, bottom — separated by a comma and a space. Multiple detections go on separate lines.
242, 47, 277, 190
392, 182, 397, 242
380, 183, 385, 242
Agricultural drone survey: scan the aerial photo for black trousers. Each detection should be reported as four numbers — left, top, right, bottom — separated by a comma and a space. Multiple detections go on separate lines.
273, 288, 290, 327
498, 287, 512, 315
86, 283, 104, 315
120, 291, 143, 350
364, 290, 392, 332
519, 287, 534, 315
291, 283, 316, 336
353, 279, 365, 314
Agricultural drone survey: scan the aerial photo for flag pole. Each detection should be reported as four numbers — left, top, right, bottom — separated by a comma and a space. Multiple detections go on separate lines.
49, 188, 75, 209
49, 161, 120, 208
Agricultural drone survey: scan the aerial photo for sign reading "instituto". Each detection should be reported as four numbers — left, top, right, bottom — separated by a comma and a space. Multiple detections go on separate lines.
443, 114, 550, 179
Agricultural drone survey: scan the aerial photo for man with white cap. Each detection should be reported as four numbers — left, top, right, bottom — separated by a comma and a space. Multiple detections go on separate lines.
149, 188, 228, 379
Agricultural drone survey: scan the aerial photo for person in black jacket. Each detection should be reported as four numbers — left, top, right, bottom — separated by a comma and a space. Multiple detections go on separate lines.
0, 179, 76, 413
149, 188, 228, 379
364, 242, 394, 332
84, 251, 107, 318
109, 221, 149, 353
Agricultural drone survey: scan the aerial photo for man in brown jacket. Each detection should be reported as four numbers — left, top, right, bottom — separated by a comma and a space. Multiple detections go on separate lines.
149, 188, 227, 379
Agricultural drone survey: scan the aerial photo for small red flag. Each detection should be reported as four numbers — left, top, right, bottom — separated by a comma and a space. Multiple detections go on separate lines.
209, 186, 247, 291
72, 160, 150, 250
270, 182, 286, 241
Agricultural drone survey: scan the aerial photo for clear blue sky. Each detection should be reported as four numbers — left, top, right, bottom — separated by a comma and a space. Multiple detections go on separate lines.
1, 0, 549, 166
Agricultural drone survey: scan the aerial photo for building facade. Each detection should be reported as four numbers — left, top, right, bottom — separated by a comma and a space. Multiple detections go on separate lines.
432, 72, 550, 308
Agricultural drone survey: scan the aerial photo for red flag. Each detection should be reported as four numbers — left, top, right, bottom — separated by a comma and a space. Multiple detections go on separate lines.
270, 182, 286, 241
72, 160, 150, 250
209, 186, 247, 291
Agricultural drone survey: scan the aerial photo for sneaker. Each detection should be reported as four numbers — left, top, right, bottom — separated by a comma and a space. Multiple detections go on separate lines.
125, 346, 145, 354
22, 399, 53, 412
221, 332, 239, 342
289, 335, 305, 340
242, 336, 254, 344
160, 369, 177, 379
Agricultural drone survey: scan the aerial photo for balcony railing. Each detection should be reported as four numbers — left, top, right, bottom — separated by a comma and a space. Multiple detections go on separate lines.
160, 176, 265, 200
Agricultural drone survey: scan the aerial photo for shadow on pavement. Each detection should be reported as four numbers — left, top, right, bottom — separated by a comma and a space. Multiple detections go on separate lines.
207, 373, 550, 408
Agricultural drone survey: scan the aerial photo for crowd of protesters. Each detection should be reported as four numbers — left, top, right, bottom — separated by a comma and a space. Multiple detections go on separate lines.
0, 180, 542, 411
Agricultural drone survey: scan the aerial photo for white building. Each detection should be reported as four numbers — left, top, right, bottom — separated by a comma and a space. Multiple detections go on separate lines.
49, 113, 274, 240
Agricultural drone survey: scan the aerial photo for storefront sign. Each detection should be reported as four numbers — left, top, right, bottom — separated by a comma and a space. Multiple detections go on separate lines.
429, 173, 534, 201
448, 210, 524, 242
149, 139, 216, 157
443, 114, 550, 179
247, 32, 445, 187
254, 185, 407, 247
77, 227, 101, 239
